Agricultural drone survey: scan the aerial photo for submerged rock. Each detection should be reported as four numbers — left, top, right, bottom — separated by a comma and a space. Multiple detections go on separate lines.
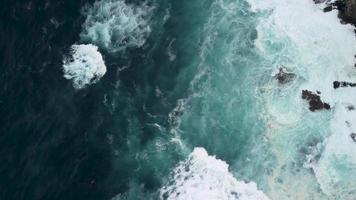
333, 81, 356, 89
274, 68, 296, 84
350, 133, 356, 142
347, 105, 355, 110
302, 90, 331, 112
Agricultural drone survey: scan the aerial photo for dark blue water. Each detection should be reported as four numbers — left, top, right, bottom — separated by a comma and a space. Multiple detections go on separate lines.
0, 1, 121, 199
0, 0, 199, 199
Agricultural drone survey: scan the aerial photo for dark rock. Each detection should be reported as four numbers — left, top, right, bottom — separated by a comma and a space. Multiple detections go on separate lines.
317, 0, 356, 25
274, 68, 296, 84
343, 0, 356, 24
333, 81, 341, 89
323, 5, 333, 12
333, 0, 347, 11
333, 81, 356, 89
351, 133, 356, 142
302, 90, 331, 112
324, 103, 331, 109
334, 0, 356, 25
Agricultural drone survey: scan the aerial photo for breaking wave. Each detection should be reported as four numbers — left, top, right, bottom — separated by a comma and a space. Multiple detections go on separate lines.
63, 44, 106, 89
160, 147, 270, 200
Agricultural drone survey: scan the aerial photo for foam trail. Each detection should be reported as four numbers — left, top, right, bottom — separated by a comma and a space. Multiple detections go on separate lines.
63, 44, 106, 89
160, 147, 270, 200
80, 0, 152, 52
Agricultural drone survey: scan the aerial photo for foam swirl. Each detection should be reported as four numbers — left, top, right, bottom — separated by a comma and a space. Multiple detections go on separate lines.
80, 0, 152, 52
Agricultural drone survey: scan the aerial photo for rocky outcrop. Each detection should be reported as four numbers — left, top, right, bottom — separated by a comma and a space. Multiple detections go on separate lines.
274, 68, 296, 84
302, 90, 331, 111
320, 0, 356, 25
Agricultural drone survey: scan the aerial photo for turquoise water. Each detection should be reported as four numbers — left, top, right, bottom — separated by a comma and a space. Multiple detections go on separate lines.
71, 0, 356, 199
2, 0, 355, 199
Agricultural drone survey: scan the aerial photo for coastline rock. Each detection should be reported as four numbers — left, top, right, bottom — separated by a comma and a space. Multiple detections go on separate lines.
326, 0, 356, 24
333, 81, 356, 89
343, 0, 356, 25
302, 90, 331, 111
274, 68, 296, 84
321, 1, 347, 14
318, 0, 356, 25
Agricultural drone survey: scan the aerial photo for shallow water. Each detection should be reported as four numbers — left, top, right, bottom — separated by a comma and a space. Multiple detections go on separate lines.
1, 0, 356, 199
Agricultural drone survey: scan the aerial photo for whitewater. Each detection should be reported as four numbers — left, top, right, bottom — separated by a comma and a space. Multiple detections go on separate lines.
62, 0, 356, 199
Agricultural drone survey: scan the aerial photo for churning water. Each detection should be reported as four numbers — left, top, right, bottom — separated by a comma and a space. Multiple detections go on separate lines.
1, 0, 356, 199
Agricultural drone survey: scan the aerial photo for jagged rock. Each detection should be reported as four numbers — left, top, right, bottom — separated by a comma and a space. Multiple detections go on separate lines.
302, 90, 331, 111
333, 81, 356, 89
274, 68, 296, 84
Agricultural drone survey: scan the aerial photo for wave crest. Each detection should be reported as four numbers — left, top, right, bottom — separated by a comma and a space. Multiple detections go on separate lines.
160, 147, 270, 200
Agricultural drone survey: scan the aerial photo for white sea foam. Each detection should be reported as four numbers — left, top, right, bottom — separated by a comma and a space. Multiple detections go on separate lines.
247, 0, 356, 198
80, 0, 152, 52
311, 104, 356, 198
160, 147, 270, 200
63, 44, 106, 89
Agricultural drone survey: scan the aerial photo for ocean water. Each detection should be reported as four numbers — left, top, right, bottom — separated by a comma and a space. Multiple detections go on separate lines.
1, 0, 356, 199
